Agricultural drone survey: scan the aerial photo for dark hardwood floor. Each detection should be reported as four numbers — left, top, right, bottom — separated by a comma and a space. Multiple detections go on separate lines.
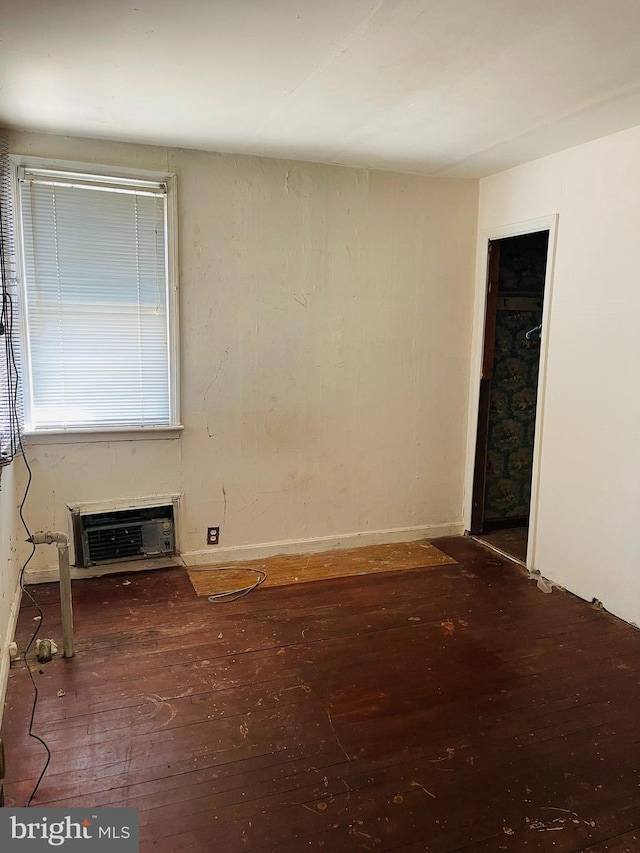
3, 536, 640, 852
476, 528, 529, 564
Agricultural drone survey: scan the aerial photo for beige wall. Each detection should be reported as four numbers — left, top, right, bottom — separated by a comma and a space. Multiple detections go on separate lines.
9, 132, 478, 571
0, 460, 23, 719
0, 461, 19, 638
470, 123, 640, 627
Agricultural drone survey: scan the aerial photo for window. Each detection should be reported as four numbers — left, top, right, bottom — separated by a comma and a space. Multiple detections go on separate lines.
0, 136, 22, 462
14, 160, 179, 434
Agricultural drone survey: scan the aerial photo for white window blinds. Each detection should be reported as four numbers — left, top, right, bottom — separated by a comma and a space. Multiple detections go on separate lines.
1, 135, 22, 460
18, 168, 172, 430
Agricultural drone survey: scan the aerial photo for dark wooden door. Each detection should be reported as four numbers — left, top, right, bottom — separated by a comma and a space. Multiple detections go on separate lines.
470, 240, 500, 534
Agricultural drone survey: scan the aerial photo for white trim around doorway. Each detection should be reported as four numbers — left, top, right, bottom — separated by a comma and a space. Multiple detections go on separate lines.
463, 215, 559, 573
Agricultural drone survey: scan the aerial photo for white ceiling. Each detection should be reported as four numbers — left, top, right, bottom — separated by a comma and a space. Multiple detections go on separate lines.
3, 0, 640, 177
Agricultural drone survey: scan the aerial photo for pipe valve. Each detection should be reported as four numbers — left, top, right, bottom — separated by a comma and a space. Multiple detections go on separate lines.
28, 530, 69, 547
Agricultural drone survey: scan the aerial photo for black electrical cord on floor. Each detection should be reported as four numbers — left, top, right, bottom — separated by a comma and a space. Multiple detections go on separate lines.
12, 369, 52, 807
17, 443, 52, 807
0, 246, 51, 806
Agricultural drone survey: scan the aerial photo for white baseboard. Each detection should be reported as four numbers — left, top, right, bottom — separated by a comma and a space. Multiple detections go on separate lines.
0, 577, 23, 729
24, 555, 178, 585
23, 522, 464, 580
181, 522, 464, 567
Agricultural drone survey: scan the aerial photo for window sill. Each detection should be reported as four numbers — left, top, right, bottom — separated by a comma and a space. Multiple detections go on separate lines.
22, 425, 184, 445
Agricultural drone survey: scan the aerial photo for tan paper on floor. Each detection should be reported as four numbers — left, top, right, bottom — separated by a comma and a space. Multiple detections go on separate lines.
187, 540, 456, 596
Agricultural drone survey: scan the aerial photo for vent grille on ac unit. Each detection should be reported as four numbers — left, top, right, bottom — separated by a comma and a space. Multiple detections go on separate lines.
85, 523, 145, 563
72, 504, 176, 567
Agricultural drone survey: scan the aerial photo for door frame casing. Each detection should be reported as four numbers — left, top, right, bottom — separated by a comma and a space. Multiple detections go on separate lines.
463, 215, 559, 572
469, 238, 501, 535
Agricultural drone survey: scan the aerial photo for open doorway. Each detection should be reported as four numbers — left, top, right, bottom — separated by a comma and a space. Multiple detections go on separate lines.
470, 230, 549, 564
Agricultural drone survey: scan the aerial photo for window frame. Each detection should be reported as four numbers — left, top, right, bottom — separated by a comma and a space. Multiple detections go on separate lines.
11, 155, 181, 441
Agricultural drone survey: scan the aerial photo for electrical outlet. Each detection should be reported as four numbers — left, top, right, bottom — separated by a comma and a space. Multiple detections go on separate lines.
207, 526, 220, 545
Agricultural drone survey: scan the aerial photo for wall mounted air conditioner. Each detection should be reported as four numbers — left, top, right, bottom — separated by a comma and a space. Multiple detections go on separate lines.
70, 502, 177, 568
